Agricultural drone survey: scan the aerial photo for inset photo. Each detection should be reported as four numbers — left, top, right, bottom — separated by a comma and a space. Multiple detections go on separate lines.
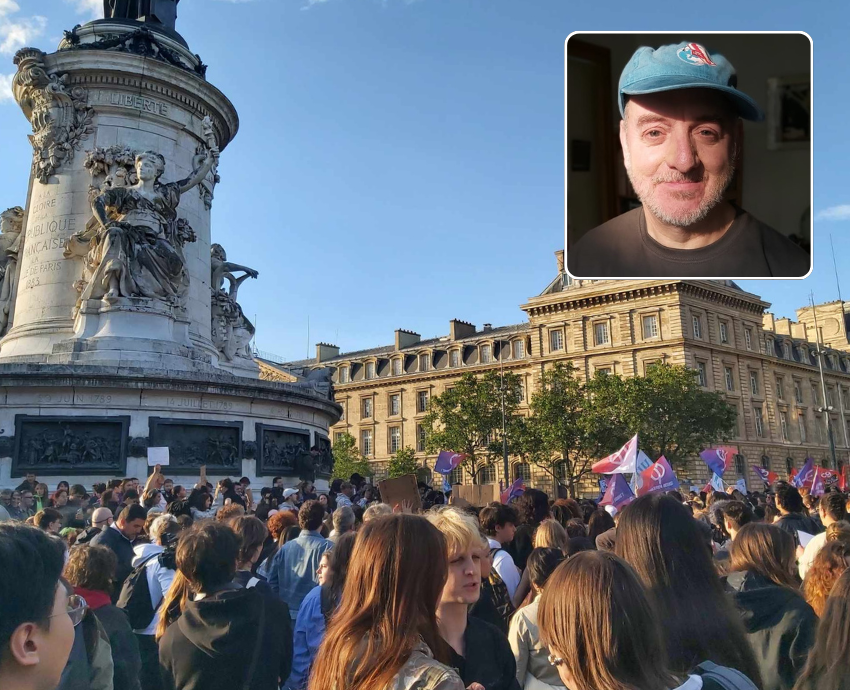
565, 32, 812, 279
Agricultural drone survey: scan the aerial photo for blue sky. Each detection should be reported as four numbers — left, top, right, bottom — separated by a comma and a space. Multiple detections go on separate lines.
1, 0, 849, 360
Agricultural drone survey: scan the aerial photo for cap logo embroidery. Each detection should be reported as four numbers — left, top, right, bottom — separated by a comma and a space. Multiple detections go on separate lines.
677, 43, 717, 67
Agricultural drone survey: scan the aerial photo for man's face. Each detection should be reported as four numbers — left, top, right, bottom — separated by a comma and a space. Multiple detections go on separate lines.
343, 486, 354, 497
163, 480, 173, 492
22, 492, 33, 508
495, 521, 517, 545
13, 583, 76, 688
621, 89, 739, 228
26, 473, 36, 485
48, 519, 62, 534
274, 478, 283, 488
119, 518, 145, 541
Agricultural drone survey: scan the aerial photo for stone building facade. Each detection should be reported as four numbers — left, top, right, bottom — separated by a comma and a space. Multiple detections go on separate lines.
261, 252, 850, 496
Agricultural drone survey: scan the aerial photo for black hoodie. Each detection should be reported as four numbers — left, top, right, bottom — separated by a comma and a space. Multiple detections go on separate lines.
773, 512, 822, 542
723, 570, 817, 690
158, 586, 292, 690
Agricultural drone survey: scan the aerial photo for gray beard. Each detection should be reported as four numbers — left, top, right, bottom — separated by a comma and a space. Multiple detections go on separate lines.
624, 152, 736, 229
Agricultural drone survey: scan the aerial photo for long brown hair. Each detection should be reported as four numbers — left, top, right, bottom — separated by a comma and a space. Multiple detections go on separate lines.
538, 550, 681, 690
794, 569, 850, 690
616, 494, 762, 684
729, 522, 799, 589
155, 522, 239, 640
803, 541, 850, 617
309, 514, 451, 690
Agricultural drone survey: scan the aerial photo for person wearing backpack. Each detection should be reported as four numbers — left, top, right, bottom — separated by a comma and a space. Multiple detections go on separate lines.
122, 514, 181, 690
538, 550, 758, 690
480, 504, 521, 601
157, 522, 293, 690
65, 544, 142, 690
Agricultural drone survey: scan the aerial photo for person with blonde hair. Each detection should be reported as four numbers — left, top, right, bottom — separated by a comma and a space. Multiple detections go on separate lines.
427, 508, 519, 690
362, 502, 393, 523
512, 519, 570, 608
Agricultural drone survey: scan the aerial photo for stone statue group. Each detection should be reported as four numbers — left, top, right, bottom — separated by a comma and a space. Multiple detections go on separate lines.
104, 0, 180, 32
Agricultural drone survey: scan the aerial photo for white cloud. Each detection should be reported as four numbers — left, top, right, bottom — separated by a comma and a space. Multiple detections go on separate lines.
816, 205, 850, 221
0, 0, 46, 56
0, 72, 14, 102
64, 0, 102, 18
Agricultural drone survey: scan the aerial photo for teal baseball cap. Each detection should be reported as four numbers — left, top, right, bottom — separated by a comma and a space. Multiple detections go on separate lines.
618, 41, 764, 122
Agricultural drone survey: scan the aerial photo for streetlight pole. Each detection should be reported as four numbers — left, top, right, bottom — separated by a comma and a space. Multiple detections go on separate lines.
499, 340, 510, 487
811, 294, 838, 469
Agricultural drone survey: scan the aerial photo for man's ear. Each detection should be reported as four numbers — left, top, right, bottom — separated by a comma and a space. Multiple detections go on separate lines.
619, 119, 628, 160
6, 622, 44, 667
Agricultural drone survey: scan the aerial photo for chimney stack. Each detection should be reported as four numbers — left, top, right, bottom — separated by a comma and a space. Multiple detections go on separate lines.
449, 319, 476, 340
316, 343, 340, 363
394, 329, 421, 351
482, 324, 493, 332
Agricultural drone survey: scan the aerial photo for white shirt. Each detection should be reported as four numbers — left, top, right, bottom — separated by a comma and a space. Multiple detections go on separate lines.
132, 543, 176, 636
798, 530, 828, 581
488, 537, 520, 600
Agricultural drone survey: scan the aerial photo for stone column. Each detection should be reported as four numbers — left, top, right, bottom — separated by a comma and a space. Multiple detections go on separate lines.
0, 21, 238, 371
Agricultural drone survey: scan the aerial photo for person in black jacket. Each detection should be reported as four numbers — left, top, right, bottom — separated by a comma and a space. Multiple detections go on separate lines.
507, 490, 550, 572
427, 508, 520, 690
724, 523, 816, 690
90, 503, 147, 598
64, 544, 142, 690
157, 521, 292, 690
773, 483, 821, 540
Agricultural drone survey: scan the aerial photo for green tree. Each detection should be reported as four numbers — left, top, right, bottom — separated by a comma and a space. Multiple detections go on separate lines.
585, 362, 737, 469
422, 371, 523, 484
518, 362, 594, 497
387, 446, 419, 479
331, 432, 373, 482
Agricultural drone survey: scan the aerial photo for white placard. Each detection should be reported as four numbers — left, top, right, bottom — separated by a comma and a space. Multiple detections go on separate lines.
147, 446, 170, 467
797, 530, 815, 549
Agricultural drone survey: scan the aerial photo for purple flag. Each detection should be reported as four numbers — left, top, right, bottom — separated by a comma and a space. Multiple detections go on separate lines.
434, 451, 466, 474
791, 458, 815, 489
599, 474, 635, 513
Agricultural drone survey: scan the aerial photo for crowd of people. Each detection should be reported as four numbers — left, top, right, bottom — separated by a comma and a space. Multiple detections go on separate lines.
4, 467, 850, 690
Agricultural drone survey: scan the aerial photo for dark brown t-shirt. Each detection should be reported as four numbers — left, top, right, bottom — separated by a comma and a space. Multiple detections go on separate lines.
568, 206, 810, 278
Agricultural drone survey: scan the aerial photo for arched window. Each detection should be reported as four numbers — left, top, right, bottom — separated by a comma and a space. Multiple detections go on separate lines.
555, 461, 567, 480
785, 457, 794, 476
734, 454, 746, 476
513, 462, 531, 482
447, 466, 464, 486
761, 455, 770, 470
478, 464, 497, 484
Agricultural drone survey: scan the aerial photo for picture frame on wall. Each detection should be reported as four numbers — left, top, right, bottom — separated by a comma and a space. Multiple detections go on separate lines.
767, 75, 811, 151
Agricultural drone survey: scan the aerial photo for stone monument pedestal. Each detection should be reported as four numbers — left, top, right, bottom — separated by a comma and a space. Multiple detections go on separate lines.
0, 13, 341, 488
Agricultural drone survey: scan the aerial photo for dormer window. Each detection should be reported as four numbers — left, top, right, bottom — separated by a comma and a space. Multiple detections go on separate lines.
513, 340, 525, 359
392, 358, 402, 376
419, 354, 429, 372
450, 350, 460, 368
480, 344, 491, 364
338, 366, 350, 383
365, 362, 375, 380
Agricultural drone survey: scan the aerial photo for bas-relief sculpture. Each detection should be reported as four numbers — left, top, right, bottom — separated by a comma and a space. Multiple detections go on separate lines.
12, 48, 95, 184
0, 207, 24, 336
149, 418, 242, 471
12, 415, 130, 476
210, 244, 258, 361
63, 119, 218, 311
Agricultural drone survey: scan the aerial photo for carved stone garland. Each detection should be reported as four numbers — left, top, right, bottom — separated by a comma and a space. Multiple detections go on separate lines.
12, 48, 95, 184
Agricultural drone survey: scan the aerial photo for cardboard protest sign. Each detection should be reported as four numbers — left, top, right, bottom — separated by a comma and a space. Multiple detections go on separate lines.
456, 483, 499, 507
377, 474, 422, 513
147, 447, 169, 467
